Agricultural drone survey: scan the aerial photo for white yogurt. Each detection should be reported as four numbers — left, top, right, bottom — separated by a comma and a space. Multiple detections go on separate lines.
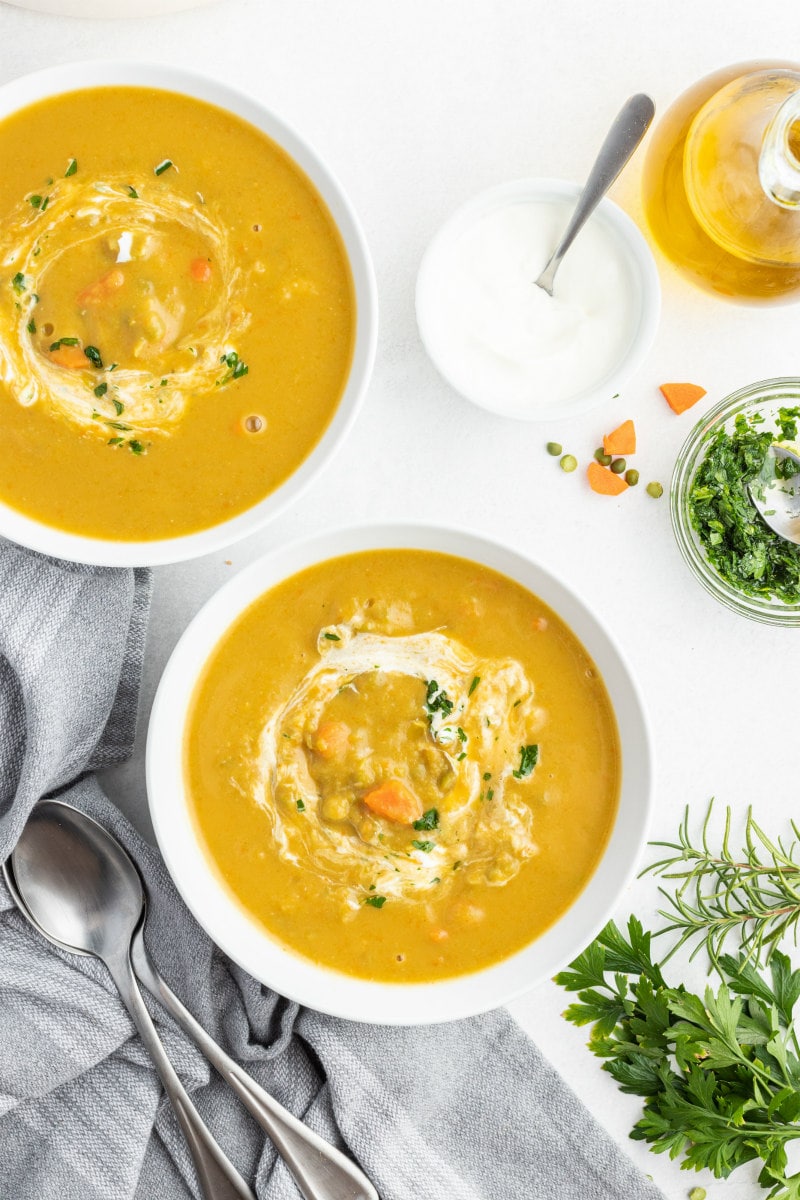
416, 187, 649, 420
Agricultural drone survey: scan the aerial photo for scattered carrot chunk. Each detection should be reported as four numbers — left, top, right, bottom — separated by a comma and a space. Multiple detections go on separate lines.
603, 419, 636, 456
48, 344, 87, 369
78, 267, 125, 306
314, 720, 350, 761
190, 257, 213, 283
659, 382, 707, 414
587, 460, 629, 496
364, 780, 423, 825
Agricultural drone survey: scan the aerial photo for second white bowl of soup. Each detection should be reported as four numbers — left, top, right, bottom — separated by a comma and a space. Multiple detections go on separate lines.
0, 62, 376, 565
147, 525, 652, 1024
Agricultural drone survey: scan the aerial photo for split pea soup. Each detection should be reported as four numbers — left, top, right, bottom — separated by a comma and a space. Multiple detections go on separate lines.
0, 86, 355, 540
185, 549, 622, 983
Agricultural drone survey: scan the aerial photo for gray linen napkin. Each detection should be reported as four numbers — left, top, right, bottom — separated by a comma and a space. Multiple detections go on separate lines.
0, 540, 665, 1200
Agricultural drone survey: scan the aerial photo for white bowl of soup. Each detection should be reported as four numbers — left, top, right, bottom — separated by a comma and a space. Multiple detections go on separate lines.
147, 524, 653, 1024
0, 62, 376, 565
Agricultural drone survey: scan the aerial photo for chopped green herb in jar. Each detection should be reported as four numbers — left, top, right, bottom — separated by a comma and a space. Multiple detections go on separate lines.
687, 406, 800, 604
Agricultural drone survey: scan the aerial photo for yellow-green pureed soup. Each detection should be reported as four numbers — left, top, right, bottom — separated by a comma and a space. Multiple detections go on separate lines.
0, 87, 354, 540
185, 550, 622, 983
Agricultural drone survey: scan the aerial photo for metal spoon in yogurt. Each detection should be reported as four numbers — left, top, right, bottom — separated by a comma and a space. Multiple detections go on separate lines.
534, 93, 655, 296
749, 442, 800, 545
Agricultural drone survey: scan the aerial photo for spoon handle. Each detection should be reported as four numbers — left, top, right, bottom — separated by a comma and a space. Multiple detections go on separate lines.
106, 947, 256, 1200
132, 933, 378, 1200
535, 93, 655, 294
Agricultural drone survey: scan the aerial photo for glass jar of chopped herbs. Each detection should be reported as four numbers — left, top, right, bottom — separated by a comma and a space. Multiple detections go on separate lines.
671, 379, 800, 626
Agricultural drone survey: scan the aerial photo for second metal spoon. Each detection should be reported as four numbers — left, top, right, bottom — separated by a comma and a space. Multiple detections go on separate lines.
534, 92, 655, 295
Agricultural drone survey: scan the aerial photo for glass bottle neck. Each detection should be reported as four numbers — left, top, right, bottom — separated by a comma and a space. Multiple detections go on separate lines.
760, 87, 800, 208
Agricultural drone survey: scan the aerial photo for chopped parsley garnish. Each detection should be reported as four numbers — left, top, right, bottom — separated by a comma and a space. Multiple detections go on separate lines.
457, 752, 466, 761
424, 680, 454, 720
106, 419, 132, 432
513, 744, 539, 779
154, 159, 174, 176
65, 158, 78, 177
29, 194, 43, 209
468, 675, 481, 696
483, 772, 491, 781
160, 378, 168, 387
217, 350, 249, 386
26, 319, 35, 334
323, 631, 341, 641
107, 363, 118, 372
107, 437, 125, 446
41, 196, 50, 212
412, 808, 439, 831
364, 895, 386, 909
457, 726, 467, 742
411, 839, 435, 853
296, 798, 306, 812
93, 382, 108, 399
486, 788, 494, 800
84, 345, 103, 369
688, 406, 800, 604
112, 398, 124, 416
11, 272, 26, 294
127, 186, 139, 199
129, 439, 145, 455
50, 337, 79, 349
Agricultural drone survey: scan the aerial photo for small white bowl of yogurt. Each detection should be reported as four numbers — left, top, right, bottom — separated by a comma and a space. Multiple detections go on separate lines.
416, 178, 660, 421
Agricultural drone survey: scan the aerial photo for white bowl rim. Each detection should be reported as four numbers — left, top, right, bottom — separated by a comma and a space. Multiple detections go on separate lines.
146, 521, 654, 1025
0, 60, 378, 567
415, 176, 661, 423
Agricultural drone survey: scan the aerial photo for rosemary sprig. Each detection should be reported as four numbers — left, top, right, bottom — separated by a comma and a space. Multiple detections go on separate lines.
643, 802, 800, 969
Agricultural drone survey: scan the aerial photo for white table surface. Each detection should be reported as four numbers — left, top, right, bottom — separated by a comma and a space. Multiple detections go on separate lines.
2, 3, 799, 1196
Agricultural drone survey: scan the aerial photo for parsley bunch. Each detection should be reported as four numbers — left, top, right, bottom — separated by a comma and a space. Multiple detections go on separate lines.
556, 918, 800, 1198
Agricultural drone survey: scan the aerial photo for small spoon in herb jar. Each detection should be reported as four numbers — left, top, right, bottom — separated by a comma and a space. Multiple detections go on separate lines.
749, 443, 800, 545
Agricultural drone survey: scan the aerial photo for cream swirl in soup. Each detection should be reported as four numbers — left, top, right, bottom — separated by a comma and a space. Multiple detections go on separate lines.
255, 613, 543, 912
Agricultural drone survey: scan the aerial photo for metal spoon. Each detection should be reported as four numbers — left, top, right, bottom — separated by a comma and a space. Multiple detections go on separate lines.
534, 93, 655, 296
9, 801, 255, 1200
6, 800, 378, 1200
749, 443, 800, 544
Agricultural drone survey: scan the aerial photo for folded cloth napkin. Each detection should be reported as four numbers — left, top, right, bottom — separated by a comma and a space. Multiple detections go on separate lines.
0, 540, 665, 1200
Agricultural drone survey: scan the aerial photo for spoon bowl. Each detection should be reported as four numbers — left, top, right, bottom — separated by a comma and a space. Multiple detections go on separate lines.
12, 801, 144, 957
749, 443, 800, 545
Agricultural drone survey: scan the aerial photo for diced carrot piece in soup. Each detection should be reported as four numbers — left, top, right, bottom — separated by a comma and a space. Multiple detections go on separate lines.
48, 344, 88, 369
364, 780, 423, 825
78, 267, 125, 306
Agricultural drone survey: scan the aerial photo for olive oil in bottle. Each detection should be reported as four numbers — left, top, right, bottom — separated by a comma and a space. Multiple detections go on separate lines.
642, 62, 800, 303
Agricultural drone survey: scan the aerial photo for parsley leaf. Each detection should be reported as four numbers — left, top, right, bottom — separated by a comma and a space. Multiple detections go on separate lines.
412, 808, 439, 832
154, 159, 174, 176
84, 345, 103, 369
424, 680, 454, 720
411, 839, 435, 852
512, 744, 539, 779
65, 158, 78, 177
364, 895, 386, 909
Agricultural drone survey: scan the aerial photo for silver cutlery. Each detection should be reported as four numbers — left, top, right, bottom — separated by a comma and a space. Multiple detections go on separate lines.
5, 799, 378, 1200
